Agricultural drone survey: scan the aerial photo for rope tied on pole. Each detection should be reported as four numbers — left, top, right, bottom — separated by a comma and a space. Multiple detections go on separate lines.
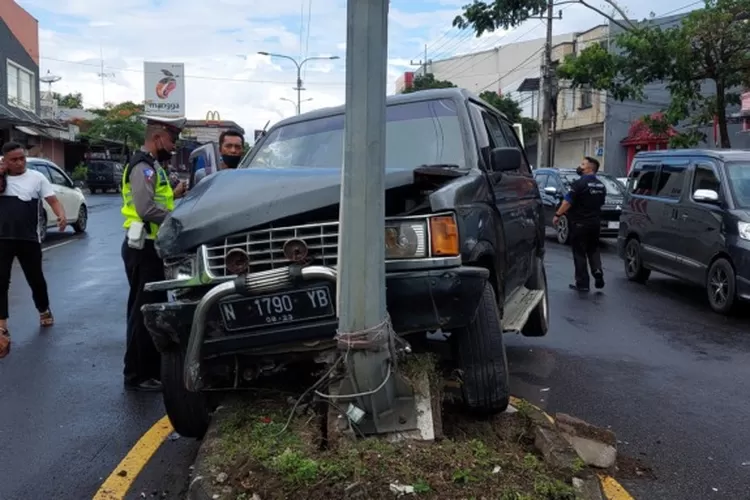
334, 313, 394, 352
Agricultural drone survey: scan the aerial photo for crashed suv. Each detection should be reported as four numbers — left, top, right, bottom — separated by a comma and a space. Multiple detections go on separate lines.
143, 88, 550, 438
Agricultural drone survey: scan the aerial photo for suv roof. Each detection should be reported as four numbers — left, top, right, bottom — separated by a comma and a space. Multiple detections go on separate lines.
633, 149, 750, 161
267, 88, 510, 129
534, 167, 615, 176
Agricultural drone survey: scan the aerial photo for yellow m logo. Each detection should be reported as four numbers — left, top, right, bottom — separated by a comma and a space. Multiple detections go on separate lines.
205, 110, 221, 121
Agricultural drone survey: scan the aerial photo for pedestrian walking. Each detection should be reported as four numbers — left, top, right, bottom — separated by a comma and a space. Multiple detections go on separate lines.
0, 142, 67, 359
553, 157, 607, 292
121, 116, 187, 390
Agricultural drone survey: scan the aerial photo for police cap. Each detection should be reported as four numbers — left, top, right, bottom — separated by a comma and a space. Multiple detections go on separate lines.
141, 115, 187, 135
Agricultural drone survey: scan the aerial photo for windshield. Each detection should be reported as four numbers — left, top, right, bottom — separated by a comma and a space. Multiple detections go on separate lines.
726, 162, 750, 209
561, 173, 623, 195
243, 99, 465, 169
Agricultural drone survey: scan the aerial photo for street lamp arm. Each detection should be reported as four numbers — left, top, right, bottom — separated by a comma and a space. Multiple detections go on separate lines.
258, 52, 301, 70
299, 55, 340, 69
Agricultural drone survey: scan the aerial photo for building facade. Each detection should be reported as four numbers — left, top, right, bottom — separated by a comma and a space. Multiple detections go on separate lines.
0, 1, 74, 167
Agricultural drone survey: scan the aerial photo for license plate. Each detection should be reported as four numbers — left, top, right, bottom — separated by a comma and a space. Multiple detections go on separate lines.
607, 221, 620, 229
219, 286, 334, 332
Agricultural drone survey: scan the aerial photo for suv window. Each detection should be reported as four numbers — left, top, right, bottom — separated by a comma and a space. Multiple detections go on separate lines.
655, 162, 687, 199
499, 121, 531, 175
480, 111, 511, 149
631, 163, 658, 195
691, 163, 721, 195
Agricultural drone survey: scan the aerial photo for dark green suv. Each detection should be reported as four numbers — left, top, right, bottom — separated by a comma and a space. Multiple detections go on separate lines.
86, 160, 124, 193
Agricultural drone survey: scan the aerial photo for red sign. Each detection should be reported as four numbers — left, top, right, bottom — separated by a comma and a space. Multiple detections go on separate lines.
742, 92, 750, 114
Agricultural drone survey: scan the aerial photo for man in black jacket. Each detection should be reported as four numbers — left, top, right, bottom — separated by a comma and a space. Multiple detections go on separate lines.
553, 157, 606, 292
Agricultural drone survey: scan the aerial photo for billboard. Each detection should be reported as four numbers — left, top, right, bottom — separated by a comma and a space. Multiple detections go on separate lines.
143, 61, 185, 117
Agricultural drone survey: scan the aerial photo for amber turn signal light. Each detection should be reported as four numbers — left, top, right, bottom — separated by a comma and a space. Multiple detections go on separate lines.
429, 216, 459, 256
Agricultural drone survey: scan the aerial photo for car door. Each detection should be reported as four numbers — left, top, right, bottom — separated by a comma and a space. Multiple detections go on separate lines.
46, 163, 79, 220
533, 173, 552, 225
650, 158, 691, 276
467, 100, 528, 295
27, 162, 55, 225
543, 172, 566, 226
622, 160, 669, 270
671, 160, 725, 284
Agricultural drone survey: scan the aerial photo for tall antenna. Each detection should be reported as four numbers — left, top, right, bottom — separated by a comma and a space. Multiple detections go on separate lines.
39, 70, 61, 93
98, 44, 115, 106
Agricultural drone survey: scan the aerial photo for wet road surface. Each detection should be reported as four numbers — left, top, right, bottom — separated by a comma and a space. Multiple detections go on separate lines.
1, 196, 748, 499
508, 234, 750, 500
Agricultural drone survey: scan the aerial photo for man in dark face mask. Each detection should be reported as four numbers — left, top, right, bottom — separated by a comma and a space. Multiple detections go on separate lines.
192, 129, 245, 186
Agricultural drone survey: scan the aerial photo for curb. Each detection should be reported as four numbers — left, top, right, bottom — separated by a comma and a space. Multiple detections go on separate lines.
189, 398, 636, 500
509, 396, 635, 500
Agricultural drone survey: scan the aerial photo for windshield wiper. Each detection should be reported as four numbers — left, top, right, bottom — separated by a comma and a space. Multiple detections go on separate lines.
414, 163, 464, 178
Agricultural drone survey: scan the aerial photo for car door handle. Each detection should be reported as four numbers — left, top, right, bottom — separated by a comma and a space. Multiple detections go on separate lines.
680, 213, 688, 220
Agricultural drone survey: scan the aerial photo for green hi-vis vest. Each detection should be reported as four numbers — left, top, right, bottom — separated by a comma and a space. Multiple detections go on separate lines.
121, 151, 175, 239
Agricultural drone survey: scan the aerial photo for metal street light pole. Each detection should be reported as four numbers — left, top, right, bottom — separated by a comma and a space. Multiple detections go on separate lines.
280, 97, 313, 115
258, 52, 339, 114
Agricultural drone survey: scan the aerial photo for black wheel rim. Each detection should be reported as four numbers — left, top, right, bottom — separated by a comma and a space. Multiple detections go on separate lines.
78, 206, 87, 230
557, 216, 568, 243
625, 242, 639, 275
709, 267, 729, 306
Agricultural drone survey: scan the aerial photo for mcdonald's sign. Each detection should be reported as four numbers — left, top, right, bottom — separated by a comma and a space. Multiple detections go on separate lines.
205, 110, 221, 122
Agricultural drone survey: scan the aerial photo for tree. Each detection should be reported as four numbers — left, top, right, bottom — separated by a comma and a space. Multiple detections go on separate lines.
452, 0, 635, 34
479, 90, 540, 139
53, 92, 83, 109
81, 101, 146, 148
557, 0, 750, 148
401, 73, 457, 93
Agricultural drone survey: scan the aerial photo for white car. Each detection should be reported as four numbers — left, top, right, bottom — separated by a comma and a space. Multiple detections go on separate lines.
26, 159, 88, 242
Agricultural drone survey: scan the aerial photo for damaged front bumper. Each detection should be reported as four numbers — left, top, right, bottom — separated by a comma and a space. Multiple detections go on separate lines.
142, 259, 488, 392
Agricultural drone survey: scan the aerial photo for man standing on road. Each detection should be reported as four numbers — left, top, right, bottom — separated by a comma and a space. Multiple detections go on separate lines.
191, 129, 245, 186
120, 116, 187, 390
553, 157, 606, 292
0, 142, 67, 359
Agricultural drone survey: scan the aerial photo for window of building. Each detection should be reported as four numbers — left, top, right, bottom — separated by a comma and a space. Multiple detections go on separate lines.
7, 60, 35, 111
579, 87, 592, 109
564, 89, 575, 115
655, 163, 687, 199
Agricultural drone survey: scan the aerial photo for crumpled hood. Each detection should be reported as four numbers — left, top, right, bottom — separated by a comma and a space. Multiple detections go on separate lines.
156, 167, 415, 256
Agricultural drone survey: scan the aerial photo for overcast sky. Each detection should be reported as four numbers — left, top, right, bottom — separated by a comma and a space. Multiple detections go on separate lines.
19, 0, 703, 135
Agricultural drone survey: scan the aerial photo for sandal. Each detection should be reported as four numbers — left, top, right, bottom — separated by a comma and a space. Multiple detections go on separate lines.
40, 310, 54, 327
0, 328, 9, 359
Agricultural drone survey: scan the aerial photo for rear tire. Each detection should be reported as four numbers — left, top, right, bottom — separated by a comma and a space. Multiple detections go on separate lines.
161, 347, 211, 439
706, 258, 737, 315
556, 214, 570, 245
453, 282, 510, 414
522, 256, 549, 337
624, 238, 650, 283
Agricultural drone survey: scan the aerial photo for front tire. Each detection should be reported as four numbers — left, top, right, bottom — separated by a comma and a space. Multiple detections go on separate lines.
556, 214, 570, 245
706, 258, 737, 315
453, 282, 510, 414
624, 238, 650, 283
162, 348, 211, 438
522, 256, 549, 337
73, 205, 87, 233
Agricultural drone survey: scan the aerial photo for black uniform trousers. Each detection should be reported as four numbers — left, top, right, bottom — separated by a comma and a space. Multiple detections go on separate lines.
0, 239, 49, 319
569, 219, 603, 288
122, 238, 167, 384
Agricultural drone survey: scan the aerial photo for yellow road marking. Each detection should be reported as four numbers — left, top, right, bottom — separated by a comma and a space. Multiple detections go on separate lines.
599, 474, 636, 500
508, 396, 635, 500
92, 415, 174, 500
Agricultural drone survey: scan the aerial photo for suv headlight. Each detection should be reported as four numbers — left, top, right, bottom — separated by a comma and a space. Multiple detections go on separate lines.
739, 222, 750, 241
384, 214, 459, 259
164, 254, 197, 280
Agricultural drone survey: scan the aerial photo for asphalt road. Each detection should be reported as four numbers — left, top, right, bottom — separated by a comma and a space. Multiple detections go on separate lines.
0, 196, 748, 499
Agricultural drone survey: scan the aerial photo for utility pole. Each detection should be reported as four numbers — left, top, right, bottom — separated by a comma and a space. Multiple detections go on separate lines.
538, 0, 563, 169
97, 44, 114, 107
410, 44, 431, 76
257, 52, 340, 114
334, 0, 420, 436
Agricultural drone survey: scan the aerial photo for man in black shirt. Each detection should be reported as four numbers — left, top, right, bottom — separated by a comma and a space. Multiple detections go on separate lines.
0, 142, 67, 358
553, 157, 606, 292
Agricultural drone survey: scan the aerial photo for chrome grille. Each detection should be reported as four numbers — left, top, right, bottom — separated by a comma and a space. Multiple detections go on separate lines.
203, 221, 339, 277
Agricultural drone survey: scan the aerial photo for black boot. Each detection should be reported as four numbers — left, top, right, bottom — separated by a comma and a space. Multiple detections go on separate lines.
593, 270, 605, 289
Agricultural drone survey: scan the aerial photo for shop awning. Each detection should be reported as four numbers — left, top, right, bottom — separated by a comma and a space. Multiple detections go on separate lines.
16, 125, 39, 136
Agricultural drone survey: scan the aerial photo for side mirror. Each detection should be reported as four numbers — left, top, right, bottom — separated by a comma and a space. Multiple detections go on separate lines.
490, 147, 522, 172
543, 186, 558, 195
693, 189, 720, 203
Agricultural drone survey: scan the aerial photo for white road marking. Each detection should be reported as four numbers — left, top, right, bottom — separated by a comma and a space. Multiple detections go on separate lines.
42, 239, 78, 252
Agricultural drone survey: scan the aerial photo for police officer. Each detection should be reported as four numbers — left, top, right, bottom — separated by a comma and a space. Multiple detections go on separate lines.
121, 115, 187, 391
553, 157, 606, 292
